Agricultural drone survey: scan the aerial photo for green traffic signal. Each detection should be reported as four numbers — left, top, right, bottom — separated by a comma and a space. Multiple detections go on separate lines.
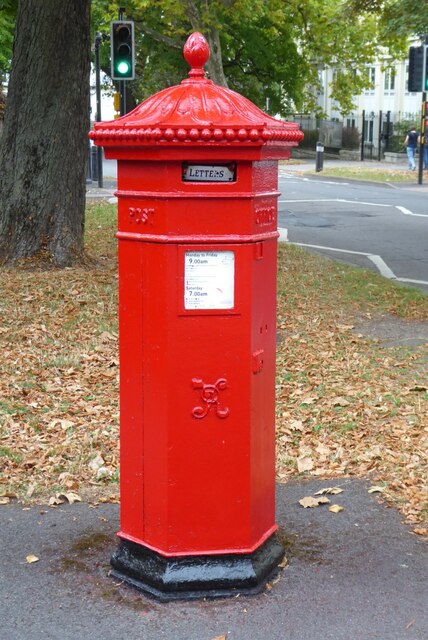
117, 61, 130, 75
111, 21, 135, 81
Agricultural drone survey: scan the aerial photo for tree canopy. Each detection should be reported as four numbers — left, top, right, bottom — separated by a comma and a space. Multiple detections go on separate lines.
0, 0, 17, 77
90, 0, 413, 116
0, 0, 419, 118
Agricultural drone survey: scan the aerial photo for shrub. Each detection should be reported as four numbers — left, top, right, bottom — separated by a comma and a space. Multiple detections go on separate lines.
342, 126, 360, 149
298, 129, 319, 149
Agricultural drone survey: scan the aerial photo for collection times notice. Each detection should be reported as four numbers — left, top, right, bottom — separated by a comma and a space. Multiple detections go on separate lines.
184, 251, 235, 310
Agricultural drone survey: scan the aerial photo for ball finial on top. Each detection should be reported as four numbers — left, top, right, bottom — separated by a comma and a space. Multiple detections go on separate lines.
183, 32, 210, 79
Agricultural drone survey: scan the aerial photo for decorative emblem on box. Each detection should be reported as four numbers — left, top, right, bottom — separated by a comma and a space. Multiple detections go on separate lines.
191, 377, 230, 419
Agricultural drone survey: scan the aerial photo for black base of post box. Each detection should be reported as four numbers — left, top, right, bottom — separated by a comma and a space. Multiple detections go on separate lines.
110, 534, 285, 601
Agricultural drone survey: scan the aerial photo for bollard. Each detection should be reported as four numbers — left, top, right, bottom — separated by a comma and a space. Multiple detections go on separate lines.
89, 32, 303, 601
316, 141, 324, 172
91, 146, 98, 180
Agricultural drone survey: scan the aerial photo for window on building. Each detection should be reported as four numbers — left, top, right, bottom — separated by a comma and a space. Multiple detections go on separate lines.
364, 118, 374, 143
384, 68, 395, 93
364, 67, 376, 94
318, 70, 324, 95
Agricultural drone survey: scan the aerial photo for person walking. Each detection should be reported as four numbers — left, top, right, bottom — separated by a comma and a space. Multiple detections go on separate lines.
404, 126, 419, 170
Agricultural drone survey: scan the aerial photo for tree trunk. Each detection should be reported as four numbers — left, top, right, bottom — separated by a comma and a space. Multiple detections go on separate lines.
0, 0, 91, 267
205, 28, 228, 88
184, 0, 228, 87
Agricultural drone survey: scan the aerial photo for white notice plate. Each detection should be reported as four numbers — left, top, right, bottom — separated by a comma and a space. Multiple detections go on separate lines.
184, 251, 235, 310
182, 164, 235, 182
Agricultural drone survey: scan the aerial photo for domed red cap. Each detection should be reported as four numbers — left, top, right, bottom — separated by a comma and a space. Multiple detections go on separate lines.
89, 32, 303, 151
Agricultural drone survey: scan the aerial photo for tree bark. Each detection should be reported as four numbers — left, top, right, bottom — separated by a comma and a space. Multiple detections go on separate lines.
184, 0, 228, 87
0, 0, 91, 267
205, 27, 228, 87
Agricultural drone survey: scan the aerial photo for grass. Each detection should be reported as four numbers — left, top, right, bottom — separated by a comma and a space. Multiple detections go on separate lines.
282, 244, 427, 319
0, 202, 426, 527
305, 166, 419, 183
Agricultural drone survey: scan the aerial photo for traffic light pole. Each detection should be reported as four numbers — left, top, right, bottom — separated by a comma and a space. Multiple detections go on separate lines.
418, 93, 426, 185
118, 7, 126, 116
119, 80, 126, 116
94, 32, 103, 189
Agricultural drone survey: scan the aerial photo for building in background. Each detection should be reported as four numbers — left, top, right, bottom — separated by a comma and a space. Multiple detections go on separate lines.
290, 42, 424, 161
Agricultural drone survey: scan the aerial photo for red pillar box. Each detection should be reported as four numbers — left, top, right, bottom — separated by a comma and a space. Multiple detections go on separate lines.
90, 32, 303, 600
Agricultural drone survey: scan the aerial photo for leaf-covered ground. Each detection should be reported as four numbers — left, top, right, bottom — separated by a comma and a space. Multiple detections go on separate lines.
1, 203, 427, 525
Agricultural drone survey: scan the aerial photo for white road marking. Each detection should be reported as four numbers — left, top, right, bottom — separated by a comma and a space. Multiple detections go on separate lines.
278, 175, 352, 186
279, 198, 427, 218
277, 228, 288, 242
395, 205, 428, 218
367, 254, 397, 279
279, 198, 390, 207
278, 233, 428, 285
398, 277, 428, 285
277, 197, 427, 286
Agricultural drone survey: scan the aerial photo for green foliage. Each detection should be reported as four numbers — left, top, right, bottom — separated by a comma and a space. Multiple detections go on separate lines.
89, 0, 414, 116
342, 126, 360, 149
298, 129, 319, 149
0, 0, 422, 118
387, 118, 419, 152
379, 0, 428, 42
0, 0, 17, 76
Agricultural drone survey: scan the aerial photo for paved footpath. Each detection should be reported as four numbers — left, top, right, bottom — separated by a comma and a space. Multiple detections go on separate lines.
1, 479, 427, 640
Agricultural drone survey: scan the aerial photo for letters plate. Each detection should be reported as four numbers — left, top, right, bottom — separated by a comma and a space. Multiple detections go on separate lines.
182, 163, 235, 182
184, 251, 235, 310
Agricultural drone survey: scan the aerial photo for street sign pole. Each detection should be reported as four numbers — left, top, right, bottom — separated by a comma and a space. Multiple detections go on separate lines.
419, 93, 427, 185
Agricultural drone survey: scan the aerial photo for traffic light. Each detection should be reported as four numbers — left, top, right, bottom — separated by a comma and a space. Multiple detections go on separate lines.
425, 45, 428, 91
408, 44, 428, 92
111, 21, 135, 80
408, 46, 424, 92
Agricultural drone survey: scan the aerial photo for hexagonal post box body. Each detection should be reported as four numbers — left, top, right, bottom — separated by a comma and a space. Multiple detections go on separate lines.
90, 33, 303, 600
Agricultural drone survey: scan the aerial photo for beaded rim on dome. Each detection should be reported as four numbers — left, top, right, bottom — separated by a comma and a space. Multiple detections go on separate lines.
89, 32, 304, 147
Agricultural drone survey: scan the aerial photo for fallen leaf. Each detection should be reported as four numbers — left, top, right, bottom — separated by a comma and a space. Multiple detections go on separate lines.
336, 324, 355, 331
299, 496, 330, 508
0, 497, 10, 505
315, 444, 331, 456
328, 504, 344, 513
59, 419, 74, 430
301, 396, 316, 405
368, 486, 385, 494
89, 453, 105, 472
278, 556, 288, 568
331, 397, 350, 407
26, 485, 36, 498
0, 491, 17, 499
211, 635, 226, 640
299, 496, 319, 508
413, 527, 427, 536
314, 487, 344, 496
290, 419, 304, 431
297, 456, 314, 473
57, 492, 82, 505
26, 555, 39, 564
